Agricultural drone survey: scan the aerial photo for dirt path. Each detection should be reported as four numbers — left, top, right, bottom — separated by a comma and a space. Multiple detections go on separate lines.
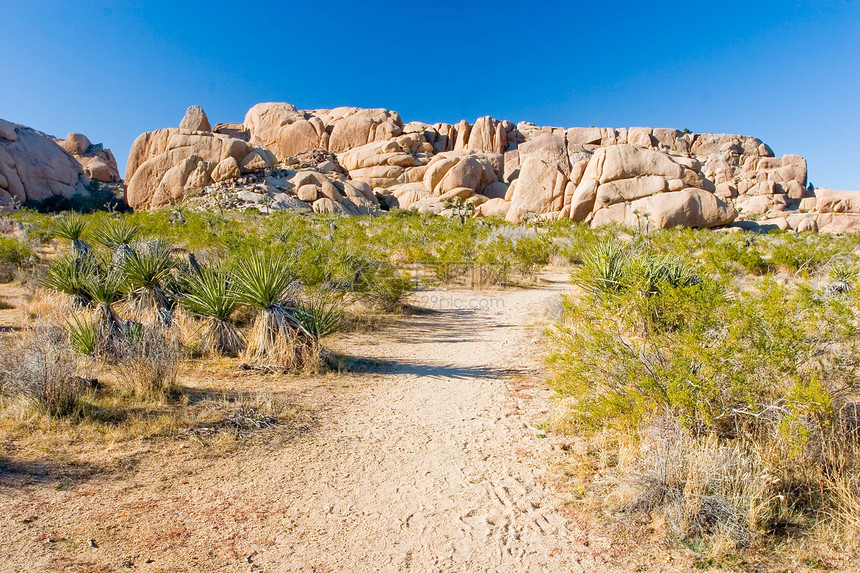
1, 274, 619, 572
267, 273, 609, 572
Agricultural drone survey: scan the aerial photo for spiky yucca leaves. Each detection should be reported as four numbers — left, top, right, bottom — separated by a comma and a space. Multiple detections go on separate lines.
639, 255, 701, 295
67, 312, 98, 355
51, 212, 91, 257
294, 296, 344, 341
42, 253, 94, 307
80, 262, 126, 357
574, 240, 630, 298
121, 240, 176, 325
91, 219, 139, 249
178, 266, 243, 356
231, 252, 314, 368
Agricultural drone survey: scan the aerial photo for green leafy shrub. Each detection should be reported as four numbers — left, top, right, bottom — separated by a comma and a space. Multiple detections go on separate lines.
551, 250, 860, 551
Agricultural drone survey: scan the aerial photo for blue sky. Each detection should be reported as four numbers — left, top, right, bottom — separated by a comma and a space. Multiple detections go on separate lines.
1, 1, 858, 188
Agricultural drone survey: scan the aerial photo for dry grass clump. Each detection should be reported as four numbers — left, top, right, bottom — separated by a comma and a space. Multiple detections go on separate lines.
111, 325, 181, 400
0, 325, 90, 417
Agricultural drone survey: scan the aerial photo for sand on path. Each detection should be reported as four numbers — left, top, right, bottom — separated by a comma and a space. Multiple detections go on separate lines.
1, 272, 617, 572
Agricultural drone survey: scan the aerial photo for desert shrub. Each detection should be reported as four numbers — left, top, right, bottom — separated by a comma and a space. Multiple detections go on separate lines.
0, 326, 88, 417
553, 276, 853, 435
702, 236, 771, 276
551, 250, 860, 551
112, 325, 180, 400
0, 236, 36, 282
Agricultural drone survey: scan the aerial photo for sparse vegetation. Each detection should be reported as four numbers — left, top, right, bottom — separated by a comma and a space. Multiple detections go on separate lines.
2, 207, 860, 568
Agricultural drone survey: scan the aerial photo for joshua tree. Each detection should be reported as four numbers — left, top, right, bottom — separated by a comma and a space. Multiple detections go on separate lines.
80, 263, 126, 357
43, 253, 94, 308
51, 212, 91, 258
91, 218, 139, 249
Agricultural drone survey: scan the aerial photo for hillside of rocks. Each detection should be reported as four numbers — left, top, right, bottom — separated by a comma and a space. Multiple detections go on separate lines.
3, 103, 856, 232
124, 102, 859, 233
0, 118, 120, 211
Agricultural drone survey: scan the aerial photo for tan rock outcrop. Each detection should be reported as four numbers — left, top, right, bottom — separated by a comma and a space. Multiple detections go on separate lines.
466, 116, 508, 154
805, 188, 860, 213
126, 127, 272, 209
60, 133, 121, 183
0, 119, 93, 208
591, 188, 737, 229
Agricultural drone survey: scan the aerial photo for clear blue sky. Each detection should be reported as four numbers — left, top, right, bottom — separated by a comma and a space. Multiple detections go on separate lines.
1, 1, 858, 188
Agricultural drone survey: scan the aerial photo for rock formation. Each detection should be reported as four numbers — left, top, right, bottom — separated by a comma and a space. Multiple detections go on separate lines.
0, 118, 119, 211
123, 103, 860, 233
57, 132, 121, 183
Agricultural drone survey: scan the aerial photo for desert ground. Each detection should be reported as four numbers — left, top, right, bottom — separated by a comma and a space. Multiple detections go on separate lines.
1, 272, 642, 573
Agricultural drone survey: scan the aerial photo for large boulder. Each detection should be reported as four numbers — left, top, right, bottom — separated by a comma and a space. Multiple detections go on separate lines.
805, 188, 860, 214
0, 119, 93, 209
591, 188, 737, 229
465, 116, 508, 154
422, 151, 500, 196
126, 129, 273, 209
583, 145, 685, 183
505, 157, 568, 223
339, 133, 433, 188
59, 132, 120, 182
244, 102, 324, 158
244, 103, 403, 159
316, 107, 403, 153
179, 105, 212, 132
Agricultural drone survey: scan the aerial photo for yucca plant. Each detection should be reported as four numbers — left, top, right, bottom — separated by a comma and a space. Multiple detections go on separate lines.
42, 253, 94, 307
121, 240, 175, 324
91, 218, 139, 249
81, 263, 126, 357
67, 312, 98, 355
827, 260, 857, 295
231, 252, 312, 368
640, 255, 701, 295
294, 296, 344, 341
178, 266, 244, 356
574, 240, 630, 298
51, 212, 91, 257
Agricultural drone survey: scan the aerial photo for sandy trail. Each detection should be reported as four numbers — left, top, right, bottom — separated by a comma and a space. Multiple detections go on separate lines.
1, 274, 616, 572
268, 273, 603, 572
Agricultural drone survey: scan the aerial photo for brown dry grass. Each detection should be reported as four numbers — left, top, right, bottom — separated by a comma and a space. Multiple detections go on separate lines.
547, 421, 860, 571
